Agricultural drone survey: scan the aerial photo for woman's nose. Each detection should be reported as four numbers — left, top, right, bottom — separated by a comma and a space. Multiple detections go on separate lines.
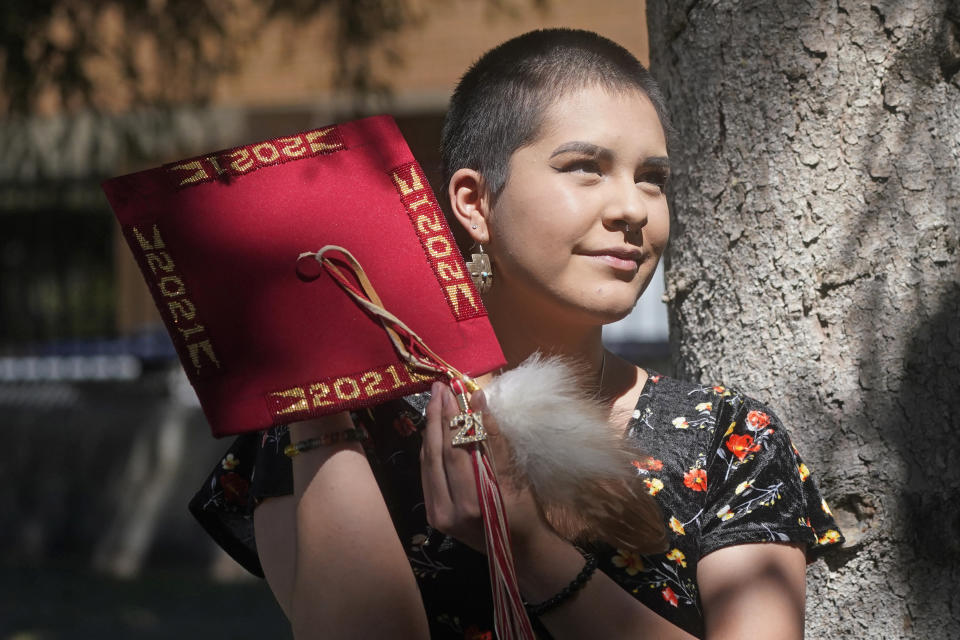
602, 176, 648, 232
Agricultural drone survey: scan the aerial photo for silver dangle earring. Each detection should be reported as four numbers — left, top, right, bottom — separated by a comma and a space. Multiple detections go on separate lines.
466, 243, 493, 294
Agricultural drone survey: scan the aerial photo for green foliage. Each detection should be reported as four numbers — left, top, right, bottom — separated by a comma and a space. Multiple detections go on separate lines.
0, 0, 431, 116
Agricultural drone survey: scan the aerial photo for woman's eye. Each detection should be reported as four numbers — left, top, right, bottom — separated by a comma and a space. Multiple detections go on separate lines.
637, 171, 669, 191
564, 160, 602, 175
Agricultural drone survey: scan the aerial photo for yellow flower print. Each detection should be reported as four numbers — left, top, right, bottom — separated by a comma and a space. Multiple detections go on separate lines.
735, 480, 752, 495
818, 530, 842, 545
712, 385, 731, 397
221, 454, 239, 471
666, 548, 687, 568
672, 416, 690, 429
821, 498, 833, 516
695, 402, 713, 412
612, 549, 644, 575
716, 505, 734, 521
798, 462, 811, 481
645, 478, 664, 496
723, 422, 736, 437
668, 516, 686, 535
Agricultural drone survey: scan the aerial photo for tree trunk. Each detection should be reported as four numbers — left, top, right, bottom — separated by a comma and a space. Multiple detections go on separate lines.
646, 1, 960, 637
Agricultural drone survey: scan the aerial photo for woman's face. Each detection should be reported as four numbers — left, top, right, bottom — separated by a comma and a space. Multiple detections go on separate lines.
485, 85, 670, 325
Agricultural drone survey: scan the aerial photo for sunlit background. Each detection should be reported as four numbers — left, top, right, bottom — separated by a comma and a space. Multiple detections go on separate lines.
0, 1, 661, 637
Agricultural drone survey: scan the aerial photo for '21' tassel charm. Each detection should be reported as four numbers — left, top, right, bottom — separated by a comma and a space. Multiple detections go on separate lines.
448, 376, 535, 640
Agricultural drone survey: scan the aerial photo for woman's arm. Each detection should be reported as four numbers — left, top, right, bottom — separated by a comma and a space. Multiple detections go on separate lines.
697, 542, 806, 639
520, 535, 805, 640
511, 526, 699, 640
255, 413, 429, 639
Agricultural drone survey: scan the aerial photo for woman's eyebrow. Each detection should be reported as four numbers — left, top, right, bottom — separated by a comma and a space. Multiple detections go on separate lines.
550, 143, 670, 170
549, 141, 612, 161
644, 156, 671, 170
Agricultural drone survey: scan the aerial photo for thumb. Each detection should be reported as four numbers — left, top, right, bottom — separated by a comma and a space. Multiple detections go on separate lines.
469, 388, 500, 437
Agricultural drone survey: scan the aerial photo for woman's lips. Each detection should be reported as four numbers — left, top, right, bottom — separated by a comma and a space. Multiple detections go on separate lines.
584, 254, 641, 272
581, 248, 643, 272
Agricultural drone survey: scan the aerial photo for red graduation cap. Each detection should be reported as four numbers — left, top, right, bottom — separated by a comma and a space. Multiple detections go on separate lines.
103, 115, 505, 437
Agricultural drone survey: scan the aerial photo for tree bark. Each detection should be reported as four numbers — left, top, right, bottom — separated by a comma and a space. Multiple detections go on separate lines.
646, 1, 960, 637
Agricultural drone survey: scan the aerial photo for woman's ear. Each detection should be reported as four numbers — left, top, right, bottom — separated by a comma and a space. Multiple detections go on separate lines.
448, 168, 490, 244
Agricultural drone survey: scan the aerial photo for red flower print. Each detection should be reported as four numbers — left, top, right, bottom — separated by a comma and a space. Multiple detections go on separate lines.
651, 375, 662, 383
464, 627, 494, 640
633, 457, 663, 472
726, 433, 762, 461
745, 410, 771, 431
683, 468, 708, 492
392, 414, 417, 437
219, 472, 250, 505
661, 586, 679, 607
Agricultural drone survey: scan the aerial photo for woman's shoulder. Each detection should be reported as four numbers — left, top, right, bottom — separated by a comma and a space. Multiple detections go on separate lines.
628, 372, 736, 447
631, 372, 796, 456
630, 371, 844, 554
636, 371, 762, 415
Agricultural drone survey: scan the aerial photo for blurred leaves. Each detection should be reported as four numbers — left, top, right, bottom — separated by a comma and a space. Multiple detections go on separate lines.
0, 0, 433, 116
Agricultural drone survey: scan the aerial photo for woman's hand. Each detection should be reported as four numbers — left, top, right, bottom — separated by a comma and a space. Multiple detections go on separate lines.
420, 381, 549, 552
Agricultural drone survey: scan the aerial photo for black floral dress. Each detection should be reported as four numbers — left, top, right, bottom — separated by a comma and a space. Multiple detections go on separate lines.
190, 373, 843, 639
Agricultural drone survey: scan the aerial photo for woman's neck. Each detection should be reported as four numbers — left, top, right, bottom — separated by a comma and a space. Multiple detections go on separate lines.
483, 294, 648, 416
486, 296, 605, 380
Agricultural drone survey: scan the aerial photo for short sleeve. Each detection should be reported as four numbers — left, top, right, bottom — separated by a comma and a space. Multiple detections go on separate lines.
698, 395, 844, 559
188, 431, 267, 577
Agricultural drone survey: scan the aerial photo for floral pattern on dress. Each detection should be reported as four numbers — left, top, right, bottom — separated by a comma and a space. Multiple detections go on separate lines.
605, 374, 844, 638
190, 374, 844, 640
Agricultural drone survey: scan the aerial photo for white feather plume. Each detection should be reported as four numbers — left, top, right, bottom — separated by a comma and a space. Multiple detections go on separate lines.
484, 353, 625, 492
483, 353, 668, 554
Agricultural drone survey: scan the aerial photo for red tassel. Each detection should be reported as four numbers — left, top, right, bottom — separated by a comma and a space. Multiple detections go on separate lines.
471, 445, 536, 640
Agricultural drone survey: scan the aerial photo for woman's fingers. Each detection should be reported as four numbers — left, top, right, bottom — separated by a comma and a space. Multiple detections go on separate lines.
418, 381, 487, 550
467, 389, 511, 471
468, 388, 491, 429
440, 386, 483, 512
421, 382, 454, 520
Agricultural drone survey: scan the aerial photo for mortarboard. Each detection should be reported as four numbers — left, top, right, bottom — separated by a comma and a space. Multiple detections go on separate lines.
102, 115, 505, 437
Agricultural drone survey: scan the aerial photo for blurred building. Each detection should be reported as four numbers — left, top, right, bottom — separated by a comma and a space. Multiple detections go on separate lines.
0, 0, 660, 578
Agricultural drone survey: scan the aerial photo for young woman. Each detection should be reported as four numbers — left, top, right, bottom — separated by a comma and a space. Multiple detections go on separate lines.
191, 28, 843, 639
